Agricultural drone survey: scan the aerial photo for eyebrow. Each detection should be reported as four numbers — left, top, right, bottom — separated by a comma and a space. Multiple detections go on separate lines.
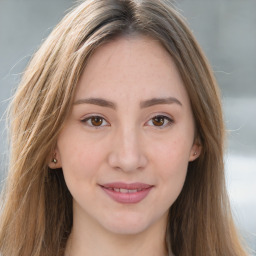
140, 97, 182, 108
73, 97, 182, 109
74, 98, 116, 109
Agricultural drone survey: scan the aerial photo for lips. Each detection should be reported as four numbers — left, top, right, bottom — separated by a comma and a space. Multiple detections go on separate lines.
100, 182, 153, 204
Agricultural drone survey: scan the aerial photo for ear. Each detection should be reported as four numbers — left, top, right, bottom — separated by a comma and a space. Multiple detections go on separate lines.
48, 150, 62, 169
189, 139, 202, 162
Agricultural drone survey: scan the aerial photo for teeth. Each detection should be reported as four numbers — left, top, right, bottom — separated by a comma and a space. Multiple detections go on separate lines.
120, 188, 129, 193
119, 188, 139, 193
105, 187, 145, 193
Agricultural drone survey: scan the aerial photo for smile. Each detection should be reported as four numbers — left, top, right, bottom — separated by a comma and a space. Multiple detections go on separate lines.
108, 188, 144, 193
100, 182, 153, 204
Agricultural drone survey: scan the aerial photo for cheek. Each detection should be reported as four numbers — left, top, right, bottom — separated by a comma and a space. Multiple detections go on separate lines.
150, 135, 191, 195
152, 135, 192, 169
57, 128, 105, 183
158, 144, 189, 181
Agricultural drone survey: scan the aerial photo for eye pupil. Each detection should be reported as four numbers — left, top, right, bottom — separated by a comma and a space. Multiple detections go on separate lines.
91, 117, 103, 126
152, 116, 165, 126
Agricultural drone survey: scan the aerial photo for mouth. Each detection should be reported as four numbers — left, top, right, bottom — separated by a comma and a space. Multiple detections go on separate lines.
105, 188, 145, 193
100, 182, 153, 204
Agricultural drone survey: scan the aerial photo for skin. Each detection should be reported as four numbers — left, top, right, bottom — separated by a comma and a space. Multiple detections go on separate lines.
49, 35, 201, 256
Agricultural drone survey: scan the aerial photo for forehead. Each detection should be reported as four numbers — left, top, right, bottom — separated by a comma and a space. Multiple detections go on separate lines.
75, 35, 190, 105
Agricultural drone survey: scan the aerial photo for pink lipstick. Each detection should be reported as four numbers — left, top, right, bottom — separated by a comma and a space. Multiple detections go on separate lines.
100, 182, 153, 204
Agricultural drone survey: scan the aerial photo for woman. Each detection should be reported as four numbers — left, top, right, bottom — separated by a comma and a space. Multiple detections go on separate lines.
0, 0, 248, 255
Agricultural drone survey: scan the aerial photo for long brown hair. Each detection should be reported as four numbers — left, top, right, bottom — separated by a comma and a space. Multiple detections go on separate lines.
0, 0, 247, 255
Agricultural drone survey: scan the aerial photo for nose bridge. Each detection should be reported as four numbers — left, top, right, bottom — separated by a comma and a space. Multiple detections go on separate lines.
108, 123, 147, 172
121, 125, 139, 157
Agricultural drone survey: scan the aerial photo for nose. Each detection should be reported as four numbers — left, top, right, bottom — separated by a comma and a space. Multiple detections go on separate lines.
107, 126, 148, 172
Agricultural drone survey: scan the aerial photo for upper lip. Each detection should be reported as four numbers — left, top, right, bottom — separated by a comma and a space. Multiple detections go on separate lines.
100, 182, 153, 190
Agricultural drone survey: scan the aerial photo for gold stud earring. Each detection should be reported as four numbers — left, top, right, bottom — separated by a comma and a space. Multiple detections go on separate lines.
52, 153, 57, 164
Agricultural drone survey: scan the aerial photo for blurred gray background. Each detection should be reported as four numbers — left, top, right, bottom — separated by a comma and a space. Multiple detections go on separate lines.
0, 0, 255, 254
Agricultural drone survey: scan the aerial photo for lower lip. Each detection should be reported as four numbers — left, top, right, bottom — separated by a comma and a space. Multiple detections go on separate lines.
101, 187, 152, 204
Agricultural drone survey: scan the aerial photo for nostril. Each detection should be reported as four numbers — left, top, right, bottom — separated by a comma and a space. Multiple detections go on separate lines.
107, 150, 147, 172
107, 130, 148, 171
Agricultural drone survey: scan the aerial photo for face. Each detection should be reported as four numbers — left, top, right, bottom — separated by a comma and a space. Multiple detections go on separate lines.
50, 35, 201, 236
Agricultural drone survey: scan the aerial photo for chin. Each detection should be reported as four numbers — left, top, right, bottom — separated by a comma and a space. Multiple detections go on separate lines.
104, 222, 149, 235
101, 211, 163, 236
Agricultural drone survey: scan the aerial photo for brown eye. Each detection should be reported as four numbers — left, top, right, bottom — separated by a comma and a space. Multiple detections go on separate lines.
82, 116, 108, 127
152, 116, 165, 126
147, 115, 173, 128
91, 116, 103, 126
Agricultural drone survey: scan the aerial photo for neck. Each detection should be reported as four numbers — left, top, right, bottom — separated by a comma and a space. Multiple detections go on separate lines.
65, 208, 170, 256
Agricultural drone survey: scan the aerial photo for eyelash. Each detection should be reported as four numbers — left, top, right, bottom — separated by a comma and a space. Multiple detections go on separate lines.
81, 114, 174, 128
81, 115, 109, 128
145, 115, 174, 128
